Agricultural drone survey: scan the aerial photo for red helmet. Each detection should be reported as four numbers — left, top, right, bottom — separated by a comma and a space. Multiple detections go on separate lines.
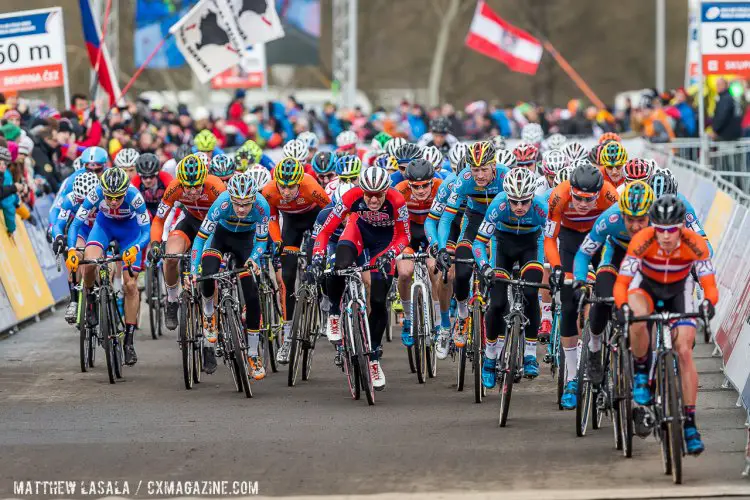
512, 142, 539, 167
623, 158, 653, 182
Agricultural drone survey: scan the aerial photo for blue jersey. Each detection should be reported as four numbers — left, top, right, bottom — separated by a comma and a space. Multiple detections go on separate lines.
472, 193, 547, 267
259, 154, 275, 171
190, 191, 271, 275
68, 185, 150, 251
436, 166, 509, 249
49, 169, 85, 224
573, 205, 631, 282
52, 192, 96, 239
425, 172, 461, 247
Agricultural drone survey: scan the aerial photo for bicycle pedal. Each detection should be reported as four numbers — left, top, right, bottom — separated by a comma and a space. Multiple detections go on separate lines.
543, 354, 552, 363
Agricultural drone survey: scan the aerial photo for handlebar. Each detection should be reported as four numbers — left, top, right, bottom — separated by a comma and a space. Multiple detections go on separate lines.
196, 267, 249, 283
78, 255, 134, 278
160, 253, 190, 260
323, 264, 380, 277
492, 276, 550, 291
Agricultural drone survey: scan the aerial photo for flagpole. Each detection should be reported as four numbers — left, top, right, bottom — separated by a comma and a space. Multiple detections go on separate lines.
120, 35, 171, 98
542, 40, 605, 110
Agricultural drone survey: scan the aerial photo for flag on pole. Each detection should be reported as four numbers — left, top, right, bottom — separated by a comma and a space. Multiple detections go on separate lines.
79, 0, 121, 105
170, 0, 284, 84
465, 0, 543, 75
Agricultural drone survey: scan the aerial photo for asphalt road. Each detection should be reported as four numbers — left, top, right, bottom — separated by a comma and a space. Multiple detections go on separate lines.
1, 307, 749, 499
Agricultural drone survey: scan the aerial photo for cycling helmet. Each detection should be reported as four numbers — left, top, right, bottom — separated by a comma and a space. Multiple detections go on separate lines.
226, 171, 257, 201
644, 158, 658, 172
135, 153, 160, 177
465, 141, 496, 168
72, 171, 100, 200
394, 143, 422, 165
210, 154, 236, 179
545, 133, 566, 151
619, 180, 655, 217
650, 194, 686, 226
623, 158, 652, 183
448, 143, 467, 168
359, 166, 390, 192
274, 157, 305, 187
336, 130, 358, 149
81, 146, 109, 166
337, 154, 363, 179
73, 157, 84, 171
648, 171, 678, 197
541, 150, 568, 176
195, 152, 210, 169
421, 145, 443, 169
175, 144, 192, 164
100, 167, 129, 198
297, 131, 319, 151
240, 140, 263, 164
373, 154, 398, 173
599, 132, 622, 144
194, 129, 217, 152
599, 141, 628, 167
177, 154, 208, 187
334, 181, 355, 203
311, 151, 337, 175
385, 137, 407, 156
429, 117, 450, 134
495, 149, 517, 169
114, 148, 140, 168
521, 123, 544, 145
247, 165, 271, 188
588, 144, 605, 165
561, 141, 587, 163
405, 158, 435, 182
282, 139, 309, 161
371, 131, 392, 150
0, 147, 10, 162
513, 142, 539, 167
570, 162, 604, 195
554, 166, 574, 186
490, 135, 506, 151
503, 167, 537, 201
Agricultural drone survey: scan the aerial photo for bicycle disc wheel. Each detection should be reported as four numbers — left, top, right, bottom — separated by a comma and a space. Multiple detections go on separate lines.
179, 298, 194, 390
665, 352, 683, 484
619, 345, 634, 458
472, 308, 484, 404
229, 311, 252, 399
288, 296, 306, 387
499, 318, 520, 427
79, 291, 90, 373
576, 337, 592, 437
413, 289, 426, 384
100, 292, 116, 384
352, 302, 374, 405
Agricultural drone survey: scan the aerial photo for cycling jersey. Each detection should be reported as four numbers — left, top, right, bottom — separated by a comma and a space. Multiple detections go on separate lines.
312, 202, 345, 244
259, 153, 275, 171
49, 168, 87, 225
150, 175, 226, 243
425, 172, 463, 247
395, 179, 442, 225
600, 167, 625, 188
131, 171, 173, 218
472, 192, 547, 267
52, 191, 96, 240
436, 166, 510, 249
162, 158, 177, 179
614, 227, 718, 308
190, 191, 271, 275
416, 132, 458, 155
324, 176, 342, 199
262, 173, 330, 242
543, 180, 618, 268
573, 204, 631, 282
534, 176, 552, 197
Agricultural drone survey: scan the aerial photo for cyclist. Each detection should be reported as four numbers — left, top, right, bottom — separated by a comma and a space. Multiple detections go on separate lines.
541, 133, 566, 153
283, 139, 316, 175
131, 153, 172, 219
422, 145, 449, 178
521, 123, 544, 149
247, 164, 272, 190
262, 157, 331, 364
537, 150, 568, 196
236, 140, 274, 172
544, 161, 618, 409
371, 131, 392, 151
390, 143, 423, 185
311, 151, 338, 190
599, 132, 621, 143
209, 154, 236, 184
616, 158, 653, 195
192, 129, 224, 160
162, 144, 192, 179
325, 154, 364, 198
448, 142, 467, 173
312, 165, 410, 390
114, 148, 140, 180
297, 131, 319, 161
49, 146, 108, 230
436, 141, 508, 348
614, 195, 718, 455
394, 159, 446, 348
560, 141, 587, 165
149, 154, 226, 330
191, 172, 270, 378
385, 137, 407, 158
573, 181, 655, 384
473, 167, 548, 386
417, 117, 458, 156
598, 141, 628, 189
66, 167, 150, 366
52, 171, 100, 323
336, 130, 366, 159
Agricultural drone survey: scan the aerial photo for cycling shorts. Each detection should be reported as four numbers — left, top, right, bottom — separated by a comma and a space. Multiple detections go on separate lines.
494, 230, 540, 271
456, 209, 484, 249
409, 222, 428, 252
170, 211, 202, 246
86, 214, 144, 272
628, 273, 696, 327
282, 209, 320, 251
203, 225, 256, 265
338, 213, 393, 274
559, 226, 599, 276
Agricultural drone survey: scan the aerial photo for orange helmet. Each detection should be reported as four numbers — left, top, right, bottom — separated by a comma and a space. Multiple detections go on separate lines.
598, 132, 622, 144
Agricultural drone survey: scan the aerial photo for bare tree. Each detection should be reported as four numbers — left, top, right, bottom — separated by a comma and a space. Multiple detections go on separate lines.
427, 0, 462, 107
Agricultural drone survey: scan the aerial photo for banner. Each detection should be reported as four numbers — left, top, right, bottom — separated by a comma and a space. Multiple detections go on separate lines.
211, 45, 266, 89
28, 195, 69, 303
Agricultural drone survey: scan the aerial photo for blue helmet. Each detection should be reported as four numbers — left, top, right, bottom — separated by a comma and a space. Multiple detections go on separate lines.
311, 151, 336, 175
80, 146, 108, 166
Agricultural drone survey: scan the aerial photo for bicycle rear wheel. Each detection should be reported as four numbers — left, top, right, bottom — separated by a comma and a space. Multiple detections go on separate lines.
499, 317, 520, 427
100, 291, 116, 385
302, 300, 320, 381
79, 291, 90, 373
179, 298, 194, 390
665, 352, 683, 484
229, 310, 252, 399
413, 289, 426, 384
610, 345, 624, 451
555, 332, 565, 409
472, 307, 484, 404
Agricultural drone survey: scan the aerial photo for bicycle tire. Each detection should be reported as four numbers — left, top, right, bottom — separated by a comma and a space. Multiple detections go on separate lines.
413, 288, 426, 384
192, 300, 203, 384
619, 343, 634, 458
302, 297, 319, 381
610, 344, 624, 451
100, 291, 116, 385
556, 343, 565, 410
499, 316, 520, 427
265, 295, 279, 373
456, 345, 467, 392
576, 334, 592, 437
343, 342, 357, 399
79, 291, 90, 373
385, 302, 393, 342
591, 347, 605, 431
407, 345, 416, 373
229, 310, 252, 399
472, 307, 484, 404
179, 298, 194, 390
146, 265, 158, 340
352, 301, 375, 405
665, 351, 683, 484
288, 293, 307, 387
425, 291, 437, 379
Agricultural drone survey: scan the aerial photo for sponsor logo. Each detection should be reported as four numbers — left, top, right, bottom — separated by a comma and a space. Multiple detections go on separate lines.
220, 201, 229, 211
131, 195, 144, 209
608, 213, 619, 224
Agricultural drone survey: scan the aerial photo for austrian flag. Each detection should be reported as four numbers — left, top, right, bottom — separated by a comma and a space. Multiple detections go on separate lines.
465, 0, 543, 75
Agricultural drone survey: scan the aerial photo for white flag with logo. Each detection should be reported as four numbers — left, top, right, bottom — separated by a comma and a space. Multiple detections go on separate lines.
228, 0, 285, 47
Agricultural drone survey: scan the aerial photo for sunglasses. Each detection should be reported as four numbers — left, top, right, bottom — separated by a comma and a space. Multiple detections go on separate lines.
654, 224, 681, 234
604, 165, 622, 170
318, 173, 336, 181
141, 175, 157, 180
104, 195, 124, 202
409, 182, 431, 191
363, 190, 386, 198
571, 192, 597, 202
231, 199, 255, 209
509, 198, 532, 207
86, 166, 104, 174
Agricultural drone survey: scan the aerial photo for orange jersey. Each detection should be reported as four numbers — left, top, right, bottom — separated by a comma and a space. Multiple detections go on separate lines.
613, 227, 719, 307
395, 178, 442, 225
262, 173, 331, 242
150, 175, 225, 242
599, 166, 625, 188
543, 180, 618, 267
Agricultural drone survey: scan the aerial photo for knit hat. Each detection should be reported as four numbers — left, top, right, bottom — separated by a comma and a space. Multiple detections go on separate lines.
0, 122, 21, 141
18, 135, 33, 156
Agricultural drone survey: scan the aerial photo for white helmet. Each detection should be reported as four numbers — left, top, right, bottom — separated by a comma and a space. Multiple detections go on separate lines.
644, 158, 658, 172
333, 180, 355, 203
541, 150, 568, 176
503, 167, 537, 200
195, 152, 210, 168
495, 149, 517, 169
384, 137, 407, 156
359, 166, 390, 192
336, 130, 358, 148
297, 131, 319, 151
561, 142, 587, 163
554, 166, 574, 186
282, 139, 309, 161
114, 148, 140, 168
72, 171, 100, 200
545, 133, 566, 151
490, 135, 506, 151
448, 143, 467, 169
226, 171, 258, 201
247, 165, 271, 188
73, 157, 84, 171
422, 145, 443, 169
521, 123, 544, 145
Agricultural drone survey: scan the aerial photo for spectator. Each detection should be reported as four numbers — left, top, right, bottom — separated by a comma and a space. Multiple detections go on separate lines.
711, 78, 742, 141
0, 145, 27, 235
670, 88, 697, 137
70, 93, 89, 123
31, 126, 62, 193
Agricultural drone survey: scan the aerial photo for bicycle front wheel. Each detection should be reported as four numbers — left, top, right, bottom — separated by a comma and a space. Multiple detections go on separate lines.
146, 265, 158, 340
100, 291, 116, 384
179, 298, 194, 390
576, 333, 593, 437
351, 301, 374, 405
472, 307, 484, 404
665, 351, 683, 484
499, 317, 520, 427
229, 310, 252, 399
288, 295, 307, 387
412, 288, 426, 384
79, 291, 90, 373
619, 343, 634, 458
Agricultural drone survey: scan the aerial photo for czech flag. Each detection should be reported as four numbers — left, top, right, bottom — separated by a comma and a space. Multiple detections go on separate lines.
79, 0, 121, 106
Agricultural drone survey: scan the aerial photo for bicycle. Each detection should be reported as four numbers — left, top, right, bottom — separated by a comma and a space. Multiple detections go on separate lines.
325, 264, 381, 406
258, 252, 283, 373
574, 291, 608, 437
542, 284, 566, 410
385, 280, 398, 344
198, 263, 254, 399
60, 248, 96, 374
285, 249, 322, 387
623, 306, 711, 484
144, 258, 164, 340
398, 252, 438, 384
455, 258, 488, 404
